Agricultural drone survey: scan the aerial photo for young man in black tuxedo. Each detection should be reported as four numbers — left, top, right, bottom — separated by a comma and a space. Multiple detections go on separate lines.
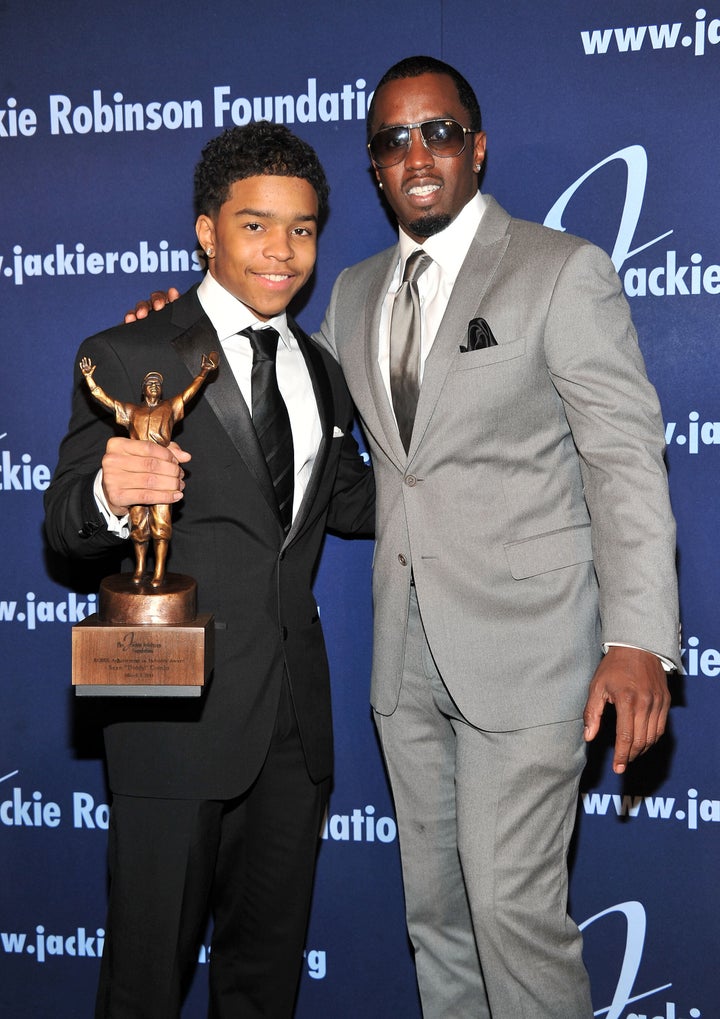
45, 123, 374, 1019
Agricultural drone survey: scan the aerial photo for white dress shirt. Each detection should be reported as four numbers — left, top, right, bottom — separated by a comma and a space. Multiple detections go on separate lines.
378, 191, 486, 396
197, 272, 322, 523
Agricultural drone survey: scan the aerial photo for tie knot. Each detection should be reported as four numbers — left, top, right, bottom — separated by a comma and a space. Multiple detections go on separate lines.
402, 250, 432, 285
242, 326, 281, 362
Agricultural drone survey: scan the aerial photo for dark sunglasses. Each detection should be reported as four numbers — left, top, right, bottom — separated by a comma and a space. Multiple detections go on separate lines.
368, 118, 475, 168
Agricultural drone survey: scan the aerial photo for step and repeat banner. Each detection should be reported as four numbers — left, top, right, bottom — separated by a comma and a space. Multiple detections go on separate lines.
1, 2, 717, 1016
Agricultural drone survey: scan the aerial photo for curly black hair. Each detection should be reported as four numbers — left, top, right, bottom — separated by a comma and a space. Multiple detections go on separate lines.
367, 56, 482, 142
193, 122, 329, 221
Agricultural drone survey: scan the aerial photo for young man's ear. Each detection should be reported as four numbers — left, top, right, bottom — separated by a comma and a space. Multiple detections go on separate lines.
195, 215, 216, 258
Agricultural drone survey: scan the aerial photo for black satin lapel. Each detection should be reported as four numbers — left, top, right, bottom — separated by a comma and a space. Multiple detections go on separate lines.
172, 319, 279, 519
292, 326, 332, 533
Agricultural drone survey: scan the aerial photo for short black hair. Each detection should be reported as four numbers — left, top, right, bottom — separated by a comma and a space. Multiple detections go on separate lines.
193, 122, 329, 221
367, 56, 482, 141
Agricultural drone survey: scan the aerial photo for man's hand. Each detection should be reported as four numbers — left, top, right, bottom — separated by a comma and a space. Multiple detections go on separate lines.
123, 287, 180, 324
101, 437, 190, 516
583, 646, 671, 774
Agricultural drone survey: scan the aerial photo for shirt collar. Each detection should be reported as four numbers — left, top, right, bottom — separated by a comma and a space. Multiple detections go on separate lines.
197, 271, 292, 348
398, 191, 487, 281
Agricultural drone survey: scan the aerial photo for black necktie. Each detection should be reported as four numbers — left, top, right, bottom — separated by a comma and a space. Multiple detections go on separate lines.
242, 326, 295, 533
389, 250, 433, 452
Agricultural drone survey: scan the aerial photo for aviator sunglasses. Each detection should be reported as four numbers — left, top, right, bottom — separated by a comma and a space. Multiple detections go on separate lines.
368, 118, 475, 168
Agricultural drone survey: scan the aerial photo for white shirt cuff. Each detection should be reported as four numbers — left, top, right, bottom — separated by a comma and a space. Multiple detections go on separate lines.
93, 470, 130, 538
603, 642, 675, 672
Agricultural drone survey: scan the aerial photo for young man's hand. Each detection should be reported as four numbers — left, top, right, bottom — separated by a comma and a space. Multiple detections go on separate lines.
101, 437, 189, 515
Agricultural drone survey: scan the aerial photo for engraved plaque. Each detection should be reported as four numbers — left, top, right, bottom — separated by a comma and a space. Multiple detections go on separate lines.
72, 609, 214, 697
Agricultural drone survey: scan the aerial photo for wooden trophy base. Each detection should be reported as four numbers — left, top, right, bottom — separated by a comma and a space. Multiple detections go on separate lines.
72, 573, 214, 697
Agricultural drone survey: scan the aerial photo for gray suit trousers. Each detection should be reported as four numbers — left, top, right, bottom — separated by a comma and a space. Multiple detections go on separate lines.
374, 589, 593, 1019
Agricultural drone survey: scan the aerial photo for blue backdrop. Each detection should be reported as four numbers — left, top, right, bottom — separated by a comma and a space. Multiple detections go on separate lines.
1, 2, 717, 1016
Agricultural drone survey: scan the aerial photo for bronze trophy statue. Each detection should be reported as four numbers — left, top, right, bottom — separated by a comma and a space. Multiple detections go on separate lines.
80, 353, 217, 587
72, 353, 219, 697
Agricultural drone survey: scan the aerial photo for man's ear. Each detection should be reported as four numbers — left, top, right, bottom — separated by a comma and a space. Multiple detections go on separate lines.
472, 131, 487, 170
195, 215, 216, 257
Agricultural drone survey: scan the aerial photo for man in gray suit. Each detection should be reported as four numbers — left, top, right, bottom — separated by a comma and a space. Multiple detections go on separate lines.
316, 56, 679, 1017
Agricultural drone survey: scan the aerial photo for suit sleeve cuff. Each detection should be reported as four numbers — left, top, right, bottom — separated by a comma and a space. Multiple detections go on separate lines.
603, 641, 675, 672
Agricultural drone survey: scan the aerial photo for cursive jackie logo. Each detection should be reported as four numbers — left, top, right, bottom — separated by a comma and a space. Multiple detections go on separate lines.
544, 145, 672, 273
580, 900, 702, 1018
544, 145, 720, 300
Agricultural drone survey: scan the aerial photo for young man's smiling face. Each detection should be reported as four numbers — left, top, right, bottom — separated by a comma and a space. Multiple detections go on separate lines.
369, 72, 486, 243
196, 174, 318, 320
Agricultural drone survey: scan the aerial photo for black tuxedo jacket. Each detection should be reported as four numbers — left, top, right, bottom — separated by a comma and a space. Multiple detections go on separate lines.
45, 286, 374, 800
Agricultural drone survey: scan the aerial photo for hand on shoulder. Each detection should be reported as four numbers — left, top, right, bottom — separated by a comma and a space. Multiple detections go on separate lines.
123, 287, 181, 323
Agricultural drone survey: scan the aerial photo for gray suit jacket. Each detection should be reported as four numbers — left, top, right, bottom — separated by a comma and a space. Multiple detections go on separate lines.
317, 196, 679, 731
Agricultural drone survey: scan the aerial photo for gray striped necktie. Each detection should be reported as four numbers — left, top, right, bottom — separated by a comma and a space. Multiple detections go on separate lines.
389, 250, 433, 452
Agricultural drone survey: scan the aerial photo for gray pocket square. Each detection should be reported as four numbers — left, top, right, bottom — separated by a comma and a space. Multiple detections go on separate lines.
460, 317, 498, 352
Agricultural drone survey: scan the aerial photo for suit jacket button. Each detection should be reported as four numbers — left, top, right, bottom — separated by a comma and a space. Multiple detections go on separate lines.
405, 474, 417, 487
398, 554, 408, 567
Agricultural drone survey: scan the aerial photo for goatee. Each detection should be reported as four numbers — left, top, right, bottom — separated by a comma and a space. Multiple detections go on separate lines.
407, 213, 452, 238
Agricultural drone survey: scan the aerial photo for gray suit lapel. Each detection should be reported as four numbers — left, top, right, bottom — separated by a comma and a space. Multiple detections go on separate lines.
408, 199, 512, 457
362, 248, 408, 466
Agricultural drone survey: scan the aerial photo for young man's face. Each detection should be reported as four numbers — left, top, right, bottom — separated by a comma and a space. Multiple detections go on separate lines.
369, 72, 486, 243
196, 175, 318, 320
